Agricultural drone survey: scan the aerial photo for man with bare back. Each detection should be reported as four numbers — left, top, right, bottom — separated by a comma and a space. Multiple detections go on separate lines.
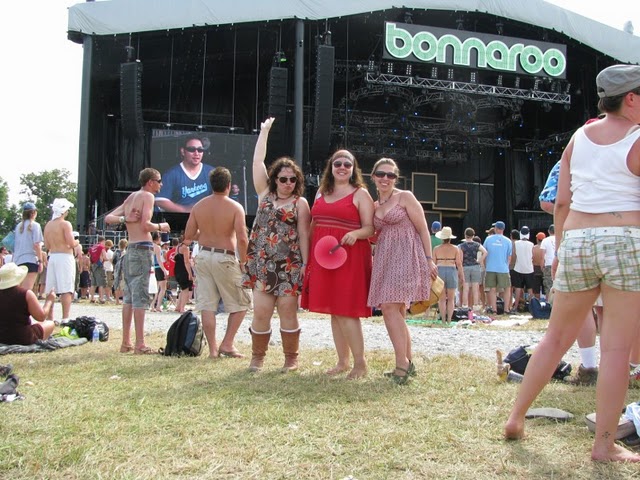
43, 198, 79, 321
105, 168, 170, 354
183, 166, 251, 359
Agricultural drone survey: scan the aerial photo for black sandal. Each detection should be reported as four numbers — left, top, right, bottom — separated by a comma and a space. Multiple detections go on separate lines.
391, 366, 411, 385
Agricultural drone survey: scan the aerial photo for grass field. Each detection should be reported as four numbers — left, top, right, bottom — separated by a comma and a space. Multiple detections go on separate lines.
1, 329, 637, 479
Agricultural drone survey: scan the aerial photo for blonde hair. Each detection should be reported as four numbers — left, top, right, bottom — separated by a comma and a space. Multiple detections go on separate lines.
19, 209, 37, 234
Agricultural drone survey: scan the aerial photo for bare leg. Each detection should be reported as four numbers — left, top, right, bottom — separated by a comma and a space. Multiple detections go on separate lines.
252, 290, 276, 332
438, 295, 448, 324
201, 310, 218, 358
334, 315, 367, 379
327, 315, 351, 375
446, 289, 456, 324
133, 307, 147, 349
381, 302, 410, 373
59, 292, 73, 320
121, 303, 134, 351
461, 281, 470, 308
275, 296, 299, 331
591, 284, 640, 462
32, 319, 56, 339
505, 289, 598, 440
576, 309, 597, 349
513, 288, 522, 312
218, 310, 247, 355
21, 272, 38, 291
488, 288, 497, 312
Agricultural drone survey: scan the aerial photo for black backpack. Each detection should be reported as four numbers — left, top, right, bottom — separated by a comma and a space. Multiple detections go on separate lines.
504, 345, 572, 380
61, 316, 110, 342
161, 311, 204, 357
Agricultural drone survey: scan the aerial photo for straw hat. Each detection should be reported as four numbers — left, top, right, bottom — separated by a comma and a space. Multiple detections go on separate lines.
409, 276, 445, 314
435, 226, 456, 240
0, 263, 28, 290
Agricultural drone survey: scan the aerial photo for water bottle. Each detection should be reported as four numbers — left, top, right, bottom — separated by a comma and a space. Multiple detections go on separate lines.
507, 371, 524, 383
92, 325, 100, 343
467, 309, 474, 321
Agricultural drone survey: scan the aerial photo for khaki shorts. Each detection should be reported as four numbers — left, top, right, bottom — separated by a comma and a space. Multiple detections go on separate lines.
485, 271, 511, 289
194, 250, 252, 313
555, 226, 640, 292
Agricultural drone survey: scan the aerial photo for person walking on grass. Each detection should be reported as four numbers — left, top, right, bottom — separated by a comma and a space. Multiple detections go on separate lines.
505, 64, 640, 462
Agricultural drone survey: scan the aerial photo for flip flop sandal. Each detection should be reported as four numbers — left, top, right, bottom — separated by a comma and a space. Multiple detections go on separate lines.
119, 345, 134, 353
525, 408, 574, 422
585, 412, 636, 439
218, 350, 245, 358
134, 346, 158, 355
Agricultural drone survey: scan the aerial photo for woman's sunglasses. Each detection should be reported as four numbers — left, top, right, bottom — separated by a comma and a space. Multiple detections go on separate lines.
373, 171, 398, 179
278, 176, 297, 184
333, 161, 353, 168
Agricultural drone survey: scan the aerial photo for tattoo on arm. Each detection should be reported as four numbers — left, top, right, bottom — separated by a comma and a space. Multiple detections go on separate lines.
602, 431, 611, 439
608, 212, 622, 218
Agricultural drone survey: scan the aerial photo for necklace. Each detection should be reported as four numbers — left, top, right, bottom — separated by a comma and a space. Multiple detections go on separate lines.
275, 193, 293, 201
378, 192, 395, 205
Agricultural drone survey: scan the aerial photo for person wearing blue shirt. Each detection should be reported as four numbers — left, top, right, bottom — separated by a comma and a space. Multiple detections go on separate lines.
155, 135, 215, 213
483, 220, 512, 314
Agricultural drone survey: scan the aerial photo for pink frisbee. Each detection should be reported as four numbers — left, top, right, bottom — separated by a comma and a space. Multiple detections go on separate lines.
314, 235, 347, 270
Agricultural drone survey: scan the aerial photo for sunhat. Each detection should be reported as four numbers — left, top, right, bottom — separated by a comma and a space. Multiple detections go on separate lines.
435, 226, 456, 240
0, 263, 28, 290
314, 235, 347, 270
408, 276, 445, 314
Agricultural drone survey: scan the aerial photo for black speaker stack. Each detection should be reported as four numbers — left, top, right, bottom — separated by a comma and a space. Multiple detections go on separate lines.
310, 45, 335, 167
120, 62, 144, 138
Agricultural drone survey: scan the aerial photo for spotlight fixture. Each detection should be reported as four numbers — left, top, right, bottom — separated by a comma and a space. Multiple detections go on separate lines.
430, 66, 438, 79
470, 71, 477, 83
368, 58, 375, 72
387, 62, 394, 74
514, 76, 521, 88
405, 64, 412, 76
447, 68, 454, 80
533, 78, 541, 91
497, 75, 503, 87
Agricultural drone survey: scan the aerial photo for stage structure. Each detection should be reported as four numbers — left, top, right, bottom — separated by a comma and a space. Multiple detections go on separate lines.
67, 0, 640, 235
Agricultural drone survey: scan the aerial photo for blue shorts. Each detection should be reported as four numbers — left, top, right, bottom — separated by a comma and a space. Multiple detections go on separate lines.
438, 266, 458, 290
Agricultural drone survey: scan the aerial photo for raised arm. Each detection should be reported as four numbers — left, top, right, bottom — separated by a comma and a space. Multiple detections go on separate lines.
253, 117, 274, 197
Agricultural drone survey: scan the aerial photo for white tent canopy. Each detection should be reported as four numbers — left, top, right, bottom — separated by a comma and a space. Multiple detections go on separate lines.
68, 0, 640, 64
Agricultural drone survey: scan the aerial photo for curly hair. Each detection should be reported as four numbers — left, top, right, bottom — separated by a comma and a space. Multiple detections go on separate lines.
318, 150, 365, 195
267, 157, 304, 197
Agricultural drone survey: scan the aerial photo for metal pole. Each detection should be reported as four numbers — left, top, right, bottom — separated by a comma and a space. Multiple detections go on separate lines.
294, 20, 304, 169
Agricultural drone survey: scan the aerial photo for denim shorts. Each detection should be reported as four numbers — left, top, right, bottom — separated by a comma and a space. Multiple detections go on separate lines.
555, 226, 640, 292
463, 264, 482, 283
438, 266, 458, 290
123, 246, 153, 308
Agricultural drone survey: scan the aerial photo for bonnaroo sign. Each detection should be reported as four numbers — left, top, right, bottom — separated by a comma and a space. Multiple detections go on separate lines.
383, 22, 567, 79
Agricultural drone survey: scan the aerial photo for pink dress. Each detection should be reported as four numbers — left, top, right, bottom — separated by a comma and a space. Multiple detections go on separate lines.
301, 190, 372, 318
368, 203, 432, 308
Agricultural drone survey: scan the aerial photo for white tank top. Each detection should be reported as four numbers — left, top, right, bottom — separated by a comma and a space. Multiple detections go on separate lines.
570, 126, 640, 214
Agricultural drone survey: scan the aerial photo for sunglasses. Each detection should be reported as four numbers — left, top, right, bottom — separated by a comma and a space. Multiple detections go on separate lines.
184, 146, 205, 153
373, 171, 398, 180
151, 178, 163, 183
278, 176, 297, 184
333, 161, 353, 169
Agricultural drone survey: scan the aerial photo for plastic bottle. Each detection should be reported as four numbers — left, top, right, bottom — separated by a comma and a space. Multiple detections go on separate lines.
92, 325, 100, 343
507, 371, 524, 383
467, 309, 474, 321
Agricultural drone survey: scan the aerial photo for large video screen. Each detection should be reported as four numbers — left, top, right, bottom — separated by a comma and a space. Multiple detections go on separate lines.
150, 129, 259, 216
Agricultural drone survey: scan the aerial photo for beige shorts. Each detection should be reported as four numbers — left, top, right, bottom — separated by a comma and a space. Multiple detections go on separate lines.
194, 249, 252, 313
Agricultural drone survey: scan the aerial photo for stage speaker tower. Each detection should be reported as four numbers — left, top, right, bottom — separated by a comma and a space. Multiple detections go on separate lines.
120, 62, 144, 138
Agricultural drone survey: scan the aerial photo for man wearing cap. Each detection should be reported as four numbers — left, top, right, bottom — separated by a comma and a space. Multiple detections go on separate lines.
512, 226, 535, 313
104, 167, 171, 354
482, 221, 512, 314
43, 198, 79, 321
431, 221, 443, 248
155, 135, 215, 213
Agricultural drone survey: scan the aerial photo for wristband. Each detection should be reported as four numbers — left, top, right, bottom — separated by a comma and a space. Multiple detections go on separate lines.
157, 223, 162, 232
426, 256, 433, 260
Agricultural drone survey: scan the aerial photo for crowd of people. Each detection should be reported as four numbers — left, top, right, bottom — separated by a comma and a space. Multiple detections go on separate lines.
2, 64, 640, 463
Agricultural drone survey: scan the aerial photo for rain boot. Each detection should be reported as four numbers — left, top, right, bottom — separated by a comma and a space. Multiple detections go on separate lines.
248, 327, 271, 372
280, 328, 301, 373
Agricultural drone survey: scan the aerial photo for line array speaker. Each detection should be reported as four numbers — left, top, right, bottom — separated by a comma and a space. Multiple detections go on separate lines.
120, 62, 144, 138
311, 45, 335, 163
267, 66, 288, 154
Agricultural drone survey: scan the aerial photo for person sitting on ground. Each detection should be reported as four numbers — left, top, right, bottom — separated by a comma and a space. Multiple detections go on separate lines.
0, 263, 56, 345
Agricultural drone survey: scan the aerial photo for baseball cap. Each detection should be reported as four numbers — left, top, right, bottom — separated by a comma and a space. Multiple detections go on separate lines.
431, 221, 442, 231
72, 231, 80, 238
23, 202, 36, 211
548, 224, 555, 233
596, 64, 640, 98
494, 221, 505, 230
520, 226, 530, 236
536, 232, 546, 241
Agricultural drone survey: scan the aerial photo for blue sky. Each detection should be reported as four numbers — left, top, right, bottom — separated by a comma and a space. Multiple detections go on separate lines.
1, 0, 637, 205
